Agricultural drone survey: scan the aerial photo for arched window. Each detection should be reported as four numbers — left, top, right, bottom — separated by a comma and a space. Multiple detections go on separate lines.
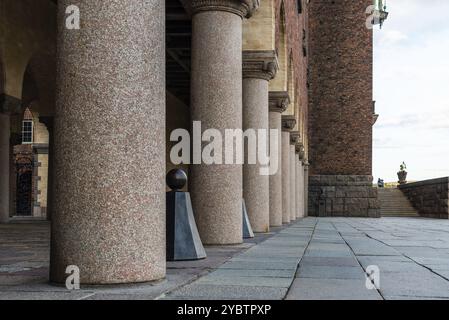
22, 107, 34, 144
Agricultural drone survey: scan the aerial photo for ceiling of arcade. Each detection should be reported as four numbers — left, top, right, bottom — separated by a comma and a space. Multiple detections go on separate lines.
1, 0, 307, 146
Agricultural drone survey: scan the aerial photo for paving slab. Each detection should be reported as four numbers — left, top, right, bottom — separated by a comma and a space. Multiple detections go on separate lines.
286, 278, 382, 300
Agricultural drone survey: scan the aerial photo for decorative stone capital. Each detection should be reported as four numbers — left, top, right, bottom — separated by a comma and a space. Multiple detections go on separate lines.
290, 131, 300, 146
243, 50, 278, 81
282, 115, 296, 132
269, 91, 290, 113
296, 142, 306, 160
191, 0, 259, 19
0, 94, 21, 114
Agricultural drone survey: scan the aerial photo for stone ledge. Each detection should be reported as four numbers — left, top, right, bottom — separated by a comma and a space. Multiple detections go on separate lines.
398, 177, 449, 219
399, 177, 449, 189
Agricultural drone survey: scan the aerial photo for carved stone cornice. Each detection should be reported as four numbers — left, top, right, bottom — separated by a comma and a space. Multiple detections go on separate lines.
290, 131, 300, 146
191, 0, 259, 19
243, 50, 278, 81
282, 115, 296, 132
269, 91, 290, 113
296, 142, 306, 160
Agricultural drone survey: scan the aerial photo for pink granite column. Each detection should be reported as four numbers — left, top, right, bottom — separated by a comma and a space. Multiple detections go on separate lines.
0, 113, 10, 224
50, 0, 166, 284
290, 132, 300, 221
289, 142, 296, 221
268, 92, 289, 227
281, 115, 296, 224
304, 161, 310, 217
190, 0, 259, 244
296, 144, 306, 218
242, 51, 277, 233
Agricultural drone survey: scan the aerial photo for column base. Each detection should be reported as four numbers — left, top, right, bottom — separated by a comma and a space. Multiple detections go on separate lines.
308, 175, 380, 218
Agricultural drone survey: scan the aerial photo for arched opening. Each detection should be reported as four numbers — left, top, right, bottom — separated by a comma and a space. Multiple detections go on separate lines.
287, 52, 296, 117
269, 1, 288, 92
243, 0, 276, 51
10, 52, 54, 220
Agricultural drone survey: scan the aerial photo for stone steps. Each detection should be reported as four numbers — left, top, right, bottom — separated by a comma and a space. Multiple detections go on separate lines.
378, 188, 420, 217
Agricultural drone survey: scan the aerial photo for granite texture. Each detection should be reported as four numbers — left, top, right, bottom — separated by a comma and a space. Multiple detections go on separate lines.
308, 175, 380, 218
281, 132, 290, 224
243, 77, 269, 233
0, 113, 10, 223
304, 163, 309, 216
296, 158, 304, 219
190, 7, 244, 244
399, 177, 449, 219
268, 112, 282, 227
289, 145, 296, 221
268, 92, 289, 226
50, 0, 166, 284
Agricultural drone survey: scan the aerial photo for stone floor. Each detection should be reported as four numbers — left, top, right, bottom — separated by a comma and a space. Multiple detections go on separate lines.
1, 217, 449, 300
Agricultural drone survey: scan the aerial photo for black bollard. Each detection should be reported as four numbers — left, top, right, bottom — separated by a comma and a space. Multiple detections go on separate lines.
166, 169, 206, 261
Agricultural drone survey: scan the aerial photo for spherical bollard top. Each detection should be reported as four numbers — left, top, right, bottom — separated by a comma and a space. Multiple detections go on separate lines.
166, 169, 188, 191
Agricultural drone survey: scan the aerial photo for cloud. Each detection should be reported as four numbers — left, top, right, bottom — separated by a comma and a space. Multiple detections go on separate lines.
377, 30, 408, 46
373, 0, 449, 182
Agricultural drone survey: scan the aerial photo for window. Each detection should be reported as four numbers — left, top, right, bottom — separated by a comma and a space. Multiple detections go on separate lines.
22, 120, 33, 144
297, 0, 303, 14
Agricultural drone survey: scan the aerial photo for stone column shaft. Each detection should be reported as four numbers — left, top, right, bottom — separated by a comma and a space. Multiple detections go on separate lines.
289, 145, 296, 221
0, 113, 10, 224
190, 0, 259, 244
296, 158, 304, 218
281, 132, 290, 224
242, 51, 277, 233
304, 162, 310, 217
51, 0, 166, 284
268, 92, 289, 227
281, 115, 296, 224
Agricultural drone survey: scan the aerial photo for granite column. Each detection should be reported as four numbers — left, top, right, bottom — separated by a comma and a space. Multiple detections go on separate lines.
190, 0, 259, 244
50, 0, 166, 284
281, 115, 296, 224
268, 92, 289, 227
242, 51, 277, 233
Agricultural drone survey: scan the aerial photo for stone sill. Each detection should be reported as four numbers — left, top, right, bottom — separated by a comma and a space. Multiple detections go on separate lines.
399, 177, 449, 189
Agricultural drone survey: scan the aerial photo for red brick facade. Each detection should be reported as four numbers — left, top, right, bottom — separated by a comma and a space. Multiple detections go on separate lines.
275, 0, 309, 144
307, 0, 374, 176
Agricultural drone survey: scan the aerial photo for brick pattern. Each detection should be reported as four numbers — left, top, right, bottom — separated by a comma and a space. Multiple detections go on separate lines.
308, 175, 380, 218
307, 0, 373, 175
400, 178, 449, 219
275, 0, 309, 147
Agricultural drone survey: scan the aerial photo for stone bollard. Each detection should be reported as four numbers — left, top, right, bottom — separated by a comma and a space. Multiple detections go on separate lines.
166, 169, 206, 261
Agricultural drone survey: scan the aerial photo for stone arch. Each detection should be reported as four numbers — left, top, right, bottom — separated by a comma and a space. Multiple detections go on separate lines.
269, 1, 288, 92
243, 0, 276, 51
21, 51, 56, 117
286, 51, 296, 117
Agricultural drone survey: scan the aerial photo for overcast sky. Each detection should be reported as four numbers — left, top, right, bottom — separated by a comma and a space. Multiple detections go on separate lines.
373, 0, 449, 182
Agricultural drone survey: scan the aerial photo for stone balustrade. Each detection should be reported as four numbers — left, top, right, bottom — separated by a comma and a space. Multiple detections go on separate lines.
399, 177, 449, 219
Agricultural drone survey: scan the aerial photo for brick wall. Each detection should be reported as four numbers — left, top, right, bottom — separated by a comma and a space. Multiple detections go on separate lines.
275, 0, 309, 148
307, 0, 373, 175
400, 178, 449, 219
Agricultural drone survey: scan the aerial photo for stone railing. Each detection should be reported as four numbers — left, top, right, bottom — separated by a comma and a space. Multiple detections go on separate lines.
399, 177, 449, 219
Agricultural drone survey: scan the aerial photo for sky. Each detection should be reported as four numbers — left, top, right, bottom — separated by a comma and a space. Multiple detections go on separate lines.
373, 0, 449, 182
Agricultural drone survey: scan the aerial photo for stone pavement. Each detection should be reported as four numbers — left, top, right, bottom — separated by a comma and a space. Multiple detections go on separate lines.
1, 217, 449, 300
